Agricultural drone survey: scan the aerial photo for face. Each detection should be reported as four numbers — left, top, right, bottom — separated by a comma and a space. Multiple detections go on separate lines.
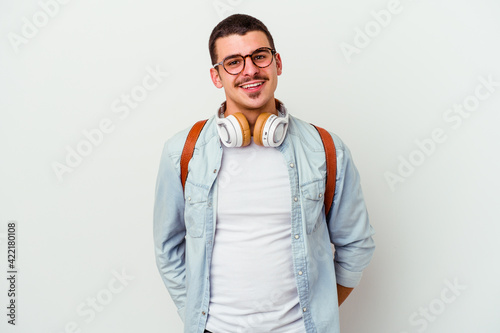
210, 31, 282, 115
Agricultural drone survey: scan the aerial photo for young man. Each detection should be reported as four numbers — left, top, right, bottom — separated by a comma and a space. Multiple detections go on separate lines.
154, 14, 375, 333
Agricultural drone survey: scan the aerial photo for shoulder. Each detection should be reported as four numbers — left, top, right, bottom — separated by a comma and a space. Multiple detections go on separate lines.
288, 114, 347, 154
162, 116, 218, 158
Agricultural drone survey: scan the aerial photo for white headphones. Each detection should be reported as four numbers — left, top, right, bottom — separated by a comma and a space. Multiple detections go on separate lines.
215, 99, 289, 148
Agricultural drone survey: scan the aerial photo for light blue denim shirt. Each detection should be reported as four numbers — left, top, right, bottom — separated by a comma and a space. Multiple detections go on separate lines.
153, 113, 375, 333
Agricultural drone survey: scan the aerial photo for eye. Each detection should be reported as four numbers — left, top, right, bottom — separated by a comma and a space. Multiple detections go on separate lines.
224, 57, 242, 68
252, 50, 270, 62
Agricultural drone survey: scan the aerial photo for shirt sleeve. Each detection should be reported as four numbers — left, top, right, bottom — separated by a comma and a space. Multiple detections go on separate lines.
327, 136, 375, 288
153, 141, 187, 322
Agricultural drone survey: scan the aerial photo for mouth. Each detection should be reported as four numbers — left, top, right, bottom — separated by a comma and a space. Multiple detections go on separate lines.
239, 81, 265, 92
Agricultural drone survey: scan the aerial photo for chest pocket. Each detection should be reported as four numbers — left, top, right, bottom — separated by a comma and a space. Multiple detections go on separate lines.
184, 183, 209, 238
300, 179, 326, 234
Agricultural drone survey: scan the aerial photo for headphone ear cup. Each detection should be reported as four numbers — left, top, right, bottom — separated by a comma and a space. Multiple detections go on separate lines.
253, 112, 273, 146
232, 113, 251, 147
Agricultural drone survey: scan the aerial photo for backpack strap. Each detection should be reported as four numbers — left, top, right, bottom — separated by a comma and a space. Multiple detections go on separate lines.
180, 119, 208, 191
312, 125, 337, 217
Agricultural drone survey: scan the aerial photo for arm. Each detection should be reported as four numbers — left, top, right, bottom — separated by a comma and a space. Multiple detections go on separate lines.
153, 142, 188, 322
328, 137, 375, 295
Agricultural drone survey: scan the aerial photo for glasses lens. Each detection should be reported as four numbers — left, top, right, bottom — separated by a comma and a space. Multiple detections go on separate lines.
251, 49, 273, 68
223, 56, 244, 75
222, 48, 274, 75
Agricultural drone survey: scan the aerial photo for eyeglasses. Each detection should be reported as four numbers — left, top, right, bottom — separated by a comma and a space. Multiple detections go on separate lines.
213, 47, 277, 75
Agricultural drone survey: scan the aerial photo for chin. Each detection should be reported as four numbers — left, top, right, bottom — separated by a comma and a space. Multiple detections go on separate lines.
242, 99, 268, 110
243, 93, 273, 107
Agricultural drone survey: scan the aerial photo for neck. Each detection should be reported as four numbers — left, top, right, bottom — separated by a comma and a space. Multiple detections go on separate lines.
225, 98, 278, 133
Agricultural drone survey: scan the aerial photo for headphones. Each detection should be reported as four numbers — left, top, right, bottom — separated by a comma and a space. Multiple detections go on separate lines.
215, 99, 289, 148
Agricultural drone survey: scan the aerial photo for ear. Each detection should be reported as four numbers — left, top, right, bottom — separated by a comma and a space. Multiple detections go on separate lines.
210, 67, 223, 88
275, 53, 283, 76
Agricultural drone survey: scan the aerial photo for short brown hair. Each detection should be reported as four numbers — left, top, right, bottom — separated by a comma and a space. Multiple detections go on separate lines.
209, 14, 276, 65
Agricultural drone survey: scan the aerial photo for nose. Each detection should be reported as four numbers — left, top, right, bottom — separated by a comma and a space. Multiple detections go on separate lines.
241, 55, 259, 76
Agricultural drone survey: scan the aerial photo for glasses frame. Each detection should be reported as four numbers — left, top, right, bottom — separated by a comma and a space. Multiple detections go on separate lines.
213, 47, 277, 75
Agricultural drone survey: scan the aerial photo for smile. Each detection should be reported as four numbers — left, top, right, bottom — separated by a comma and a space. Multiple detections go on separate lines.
239, 81, 265, 91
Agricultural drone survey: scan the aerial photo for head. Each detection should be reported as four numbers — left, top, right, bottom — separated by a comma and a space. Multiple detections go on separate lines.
209, 14, 276, 66
209, 14, 282, 115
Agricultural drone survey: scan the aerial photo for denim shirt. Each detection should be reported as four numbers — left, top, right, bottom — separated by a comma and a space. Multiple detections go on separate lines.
153, 114, 375, 333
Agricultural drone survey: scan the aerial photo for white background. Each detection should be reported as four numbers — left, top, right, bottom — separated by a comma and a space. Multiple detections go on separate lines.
1, 0, 499, 332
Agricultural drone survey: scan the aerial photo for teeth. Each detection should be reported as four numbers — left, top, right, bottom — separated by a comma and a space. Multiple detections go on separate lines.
241, 82, 263, 89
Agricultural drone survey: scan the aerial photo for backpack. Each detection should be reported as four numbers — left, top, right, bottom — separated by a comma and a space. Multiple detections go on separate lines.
179, 119, 337, 216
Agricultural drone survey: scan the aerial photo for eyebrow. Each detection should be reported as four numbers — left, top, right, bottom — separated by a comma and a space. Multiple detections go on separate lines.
224, 53, 242, 59
222, 47, 269, 60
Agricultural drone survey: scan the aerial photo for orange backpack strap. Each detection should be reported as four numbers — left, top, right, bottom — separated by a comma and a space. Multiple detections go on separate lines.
180, 119, 208, 191
312, 125, 337, 217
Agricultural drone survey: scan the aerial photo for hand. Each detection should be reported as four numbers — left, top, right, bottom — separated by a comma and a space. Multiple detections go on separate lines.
337, 284, 354, 306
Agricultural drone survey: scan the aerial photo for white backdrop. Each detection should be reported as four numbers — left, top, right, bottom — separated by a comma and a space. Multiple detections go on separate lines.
1, 0, 499, 332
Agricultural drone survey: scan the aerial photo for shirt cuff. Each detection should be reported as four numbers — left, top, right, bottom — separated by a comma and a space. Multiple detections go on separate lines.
334, 261, 363, 288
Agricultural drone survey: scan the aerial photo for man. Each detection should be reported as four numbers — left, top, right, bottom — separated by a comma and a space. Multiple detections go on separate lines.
154, 14, 375, 333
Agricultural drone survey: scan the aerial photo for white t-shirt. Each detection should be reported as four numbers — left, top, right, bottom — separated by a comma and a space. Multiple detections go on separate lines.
206, 139, 306, 333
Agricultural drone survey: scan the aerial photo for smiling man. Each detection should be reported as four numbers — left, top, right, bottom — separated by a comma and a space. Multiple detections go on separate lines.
209, 29, 281, 132
153, 14, 375, 333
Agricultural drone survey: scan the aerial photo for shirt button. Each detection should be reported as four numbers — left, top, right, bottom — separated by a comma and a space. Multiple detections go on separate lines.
303, 307, 307, 312
298, 271, 303, 275
319, 193, 323, 198
290, 163, 294, 168
208, 202, 212, 207
213, 169, 217, 173
202, 311, 206, 315
294, 197, 298, 202
294, 234, 299, 239
187, 197, 191, 201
